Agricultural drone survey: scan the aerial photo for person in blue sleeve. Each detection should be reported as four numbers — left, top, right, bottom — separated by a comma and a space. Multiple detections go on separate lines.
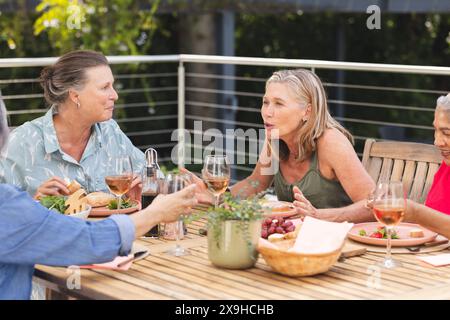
0, 101, 198, 300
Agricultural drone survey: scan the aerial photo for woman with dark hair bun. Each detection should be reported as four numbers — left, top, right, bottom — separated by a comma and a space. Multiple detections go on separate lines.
0, 50, 145, 199
0, 101, 199, 300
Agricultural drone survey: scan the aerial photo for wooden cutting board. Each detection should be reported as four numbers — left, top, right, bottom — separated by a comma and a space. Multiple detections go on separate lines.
341, 241, 367, 258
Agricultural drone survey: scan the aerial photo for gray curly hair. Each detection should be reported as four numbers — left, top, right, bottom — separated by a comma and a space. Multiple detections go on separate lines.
0, 98, 8, 151
436, 93, 450, 112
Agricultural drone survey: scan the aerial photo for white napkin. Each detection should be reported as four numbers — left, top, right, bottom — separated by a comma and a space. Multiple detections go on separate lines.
289, 216, 354, 254
417, 254, 450, 267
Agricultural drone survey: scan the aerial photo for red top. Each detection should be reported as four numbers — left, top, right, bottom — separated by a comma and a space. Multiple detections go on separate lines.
425, 161, 450, 215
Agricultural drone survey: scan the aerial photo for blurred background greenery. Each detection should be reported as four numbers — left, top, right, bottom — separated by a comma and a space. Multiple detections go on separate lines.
0, 0, 449, 174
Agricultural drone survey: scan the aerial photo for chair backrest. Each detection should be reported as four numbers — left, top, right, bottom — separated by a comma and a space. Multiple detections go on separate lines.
362, 139, 443, 203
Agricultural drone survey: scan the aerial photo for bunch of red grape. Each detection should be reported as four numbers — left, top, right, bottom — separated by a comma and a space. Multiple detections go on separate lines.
261, 217, 295, 239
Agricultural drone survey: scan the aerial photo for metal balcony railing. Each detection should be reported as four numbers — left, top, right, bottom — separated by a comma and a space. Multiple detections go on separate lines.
1, 54, 449, 181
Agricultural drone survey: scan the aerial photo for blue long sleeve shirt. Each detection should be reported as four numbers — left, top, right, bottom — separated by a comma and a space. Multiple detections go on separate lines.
0, 184, 135, 300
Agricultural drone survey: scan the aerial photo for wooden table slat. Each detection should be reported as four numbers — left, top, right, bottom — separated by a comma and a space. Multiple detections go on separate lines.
34, 218, 450, 300
152, 250, 301, 300
137, 257, 267, 299
348, 257, 442, 286
189, 245, 365, 300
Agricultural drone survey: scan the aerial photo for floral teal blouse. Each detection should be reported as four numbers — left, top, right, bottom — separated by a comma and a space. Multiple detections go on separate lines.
0, 106, 145, 195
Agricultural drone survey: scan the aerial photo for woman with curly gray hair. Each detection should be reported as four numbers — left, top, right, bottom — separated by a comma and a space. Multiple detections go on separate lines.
422, 93, 450, 214
404, 93, 450, 238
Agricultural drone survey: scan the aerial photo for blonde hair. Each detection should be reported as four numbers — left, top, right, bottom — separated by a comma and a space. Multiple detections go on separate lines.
266, 68, 353, 161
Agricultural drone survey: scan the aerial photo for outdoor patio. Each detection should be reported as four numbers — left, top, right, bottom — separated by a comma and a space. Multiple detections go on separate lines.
1, 54, 448, 182
1, 54, 449, 301
1, 1, 450, 307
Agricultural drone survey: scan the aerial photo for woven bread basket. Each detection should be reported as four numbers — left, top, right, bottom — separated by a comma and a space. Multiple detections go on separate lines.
258, 239, 343, 277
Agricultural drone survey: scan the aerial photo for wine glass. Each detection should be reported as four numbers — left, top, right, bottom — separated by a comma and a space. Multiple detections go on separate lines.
202, 155, 230, 208
163, 173, 190, 256
104, 156, 133, 210
372, 181, 406, 269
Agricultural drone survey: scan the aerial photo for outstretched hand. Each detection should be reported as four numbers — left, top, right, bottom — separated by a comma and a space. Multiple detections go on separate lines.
180, 167, 214, 205
150, 184, 199, 223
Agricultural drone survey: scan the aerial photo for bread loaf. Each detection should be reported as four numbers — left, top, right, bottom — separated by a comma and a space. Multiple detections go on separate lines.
268, 224, 301, 242
268, 233, 285, 243
409, 228, 424, 238
85, 192, 115, 207
67, 180, 82, 194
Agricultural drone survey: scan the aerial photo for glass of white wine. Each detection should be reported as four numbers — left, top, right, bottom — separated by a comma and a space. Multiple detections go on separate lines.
372, 181, 406, 269
202, 155, 230, 209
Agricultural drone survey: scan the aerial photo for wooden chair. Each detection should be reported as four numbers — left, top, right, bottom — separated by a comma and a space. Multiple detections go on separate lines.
362, 139, 443, 203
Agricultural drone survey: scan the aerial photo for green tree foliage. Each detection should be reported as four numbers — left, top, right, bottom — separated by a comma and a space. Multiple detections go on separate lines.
0, 4, 448, 165
33, 0, 161, 55
234, 13, 450, 149
1, 1, 175, 153
0, 0, 37, 57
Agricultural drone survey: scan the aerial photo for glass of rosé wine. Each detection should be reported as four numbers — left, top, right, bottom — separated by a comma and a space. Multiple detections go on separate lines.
104, 156, 133, 211
202, 155, 230, 209
372, 181, 406, 269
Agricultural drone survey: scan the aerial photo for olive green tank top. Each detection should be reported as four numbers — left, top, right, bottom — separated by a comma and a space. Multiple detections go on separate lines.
274, 151, 352, 209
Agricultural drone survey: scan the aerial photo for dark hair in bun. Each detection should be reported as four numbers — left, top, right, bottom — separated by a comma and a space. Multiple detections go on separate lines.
39, 50, 109, 106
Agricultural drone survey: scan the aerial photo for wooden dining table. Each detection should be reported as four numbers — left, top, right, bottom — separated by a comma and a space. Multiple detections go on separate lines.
33, 218, 450, 300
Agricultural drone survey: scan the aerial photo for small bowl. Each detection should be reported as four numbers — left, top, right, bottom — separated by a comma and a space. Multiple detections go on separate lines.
67, 205, 92, 220
258, 239, 343, 277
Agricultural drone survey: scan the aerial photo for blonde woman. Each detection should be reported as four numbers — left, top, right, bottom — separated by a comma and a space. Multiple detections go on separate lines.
186, 69, 375, 222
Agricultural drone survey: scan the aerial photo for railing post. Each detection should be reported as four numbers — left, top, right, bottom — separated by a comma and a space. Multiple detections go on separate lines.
177, 60, 185, 169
